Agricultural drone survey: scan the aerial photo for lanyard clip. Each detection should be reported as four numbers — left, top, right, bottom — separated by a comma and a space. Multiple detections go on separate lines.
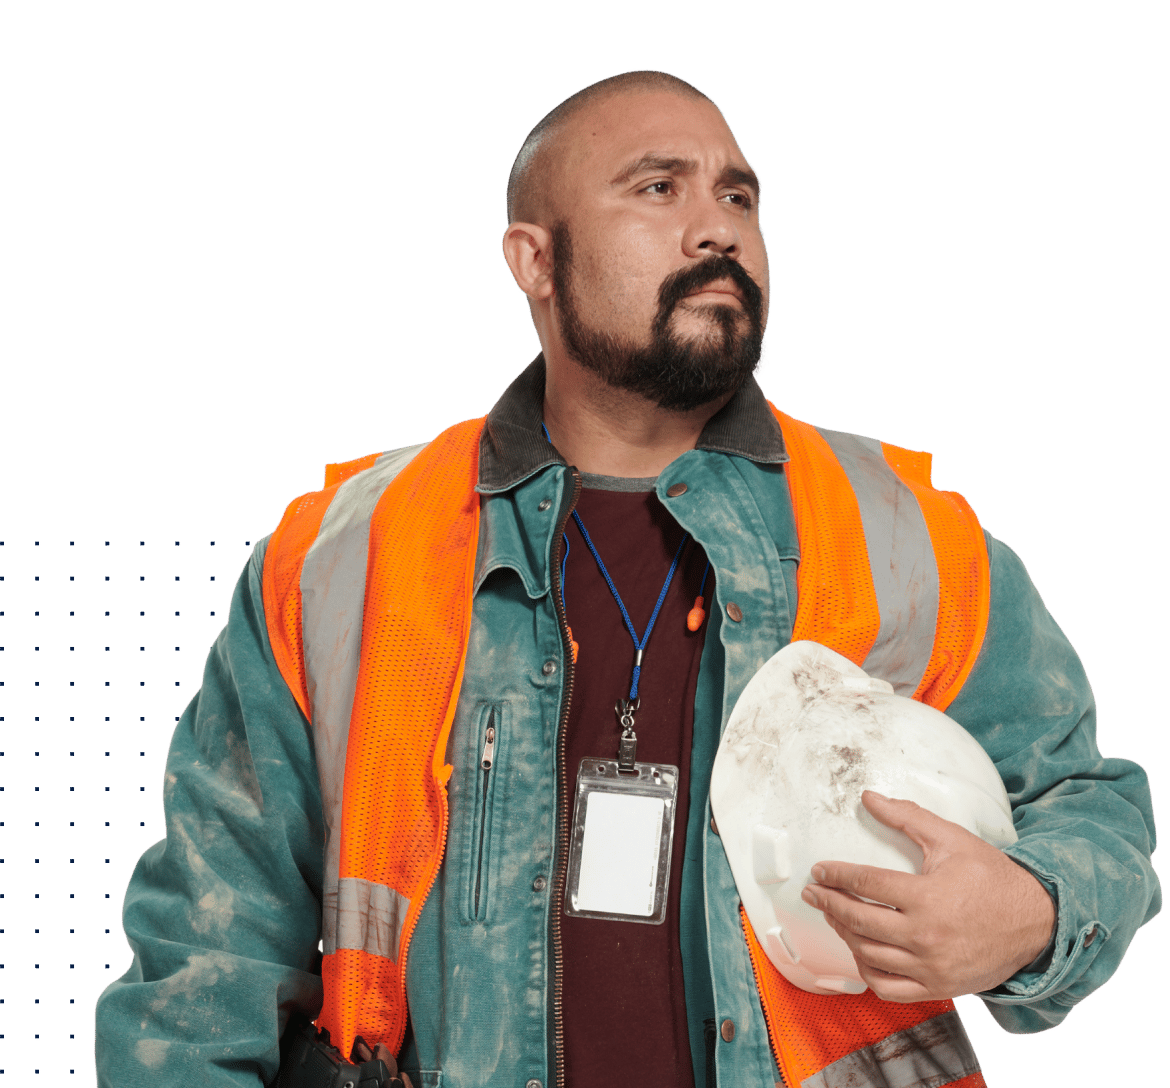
616, 697, 640, 770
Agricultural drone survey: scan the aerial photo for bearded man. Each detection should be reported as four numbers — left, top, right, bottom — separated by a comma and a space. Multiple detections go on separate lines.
96, 71, 1159, 1088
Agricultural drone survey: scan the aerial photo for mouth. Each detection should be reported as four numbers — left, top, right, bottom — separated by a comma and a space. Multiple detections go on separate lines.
684, 279, 743, 306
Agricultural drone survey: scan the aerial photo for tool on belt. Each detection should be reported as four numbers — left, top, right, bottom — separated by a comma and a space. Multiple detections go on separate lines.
274, 1013, 406, 1088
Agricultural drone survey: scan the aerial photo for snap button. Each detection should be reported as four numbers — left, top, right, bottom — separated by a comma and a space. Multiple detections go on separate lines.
533, 875, 547, 892
666, 482, 688, 498
526, 1080, 543, 1088
538, 498, 552, 511
720, 1018, 736, 1042
542, 660, 557, 676
726, 602, 743, 622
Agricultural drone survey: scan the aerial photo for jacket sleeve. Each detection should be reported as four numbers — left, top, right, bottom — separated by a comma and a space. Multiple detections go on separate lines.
95, 538, 326, 1086
945, 533, 1160, 1032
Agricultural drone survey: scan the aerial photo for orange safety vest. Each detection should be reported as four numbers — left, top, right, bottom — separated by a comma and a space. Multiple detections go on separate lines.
261, 407, 991, 1088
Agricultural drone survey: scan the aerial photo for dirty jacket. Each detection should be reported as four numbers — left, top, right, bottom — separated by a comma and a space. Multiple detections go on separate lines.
95, 360, 1160, 1088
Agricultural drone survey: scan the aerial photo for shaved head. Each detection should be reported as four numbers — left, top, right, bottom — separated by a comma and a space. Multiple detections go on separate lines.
506, 71, 714, 225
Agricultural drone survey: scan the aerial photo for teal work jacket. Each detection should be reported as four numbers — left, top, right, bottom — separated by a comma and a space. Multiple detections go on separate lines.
96, 362, 1160, 1087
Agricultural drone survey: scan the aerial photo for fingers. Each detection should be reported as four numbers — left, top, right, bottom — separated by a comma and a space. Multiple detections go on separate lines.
807, 859, 917, 913
804, 881, 907, 945
854, 960, 934, 1003
860, 791, 968, 856
821, 909, 914, 976
819, 908, 946, 1003
372, 1042, 407, 1086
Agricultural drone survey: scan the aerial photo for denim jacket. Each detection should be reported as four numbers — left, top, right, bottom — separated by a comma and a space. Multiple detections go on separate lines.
96, 361, 1159, 1087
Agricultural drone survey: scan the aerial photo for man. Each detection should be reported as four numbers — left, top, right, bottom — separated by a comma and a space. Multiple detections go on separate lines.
96, 72, 1158, 1087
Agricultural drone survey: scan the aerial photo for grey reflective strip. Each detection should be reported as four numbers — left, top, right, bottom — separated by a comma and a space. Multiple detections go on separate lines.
817, 429, 939, 697
801, 1011, 980, 1088
300, 443, 427, 900
322, 876, 412, 960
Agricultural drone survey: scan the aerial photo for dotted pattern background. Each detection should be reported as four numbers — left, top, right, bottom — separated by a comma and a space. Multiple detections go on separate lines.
0, 537, 251, 1077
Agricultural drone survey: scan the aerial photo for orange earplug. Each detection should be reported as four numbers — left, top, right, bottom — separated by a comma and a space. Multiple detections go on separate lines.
687, 596, 707, 632
568, 625, 580, 664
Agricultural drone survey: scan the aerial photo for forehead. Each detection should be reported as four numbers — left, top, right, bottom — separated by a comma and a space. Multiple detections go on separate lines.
555, 90, 752, 196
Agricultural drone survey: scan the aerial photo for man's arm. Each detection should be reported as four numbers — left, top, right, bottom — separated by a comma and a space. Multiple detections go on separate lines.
804, 532, 1160, 1030
95, 539, 327, 1086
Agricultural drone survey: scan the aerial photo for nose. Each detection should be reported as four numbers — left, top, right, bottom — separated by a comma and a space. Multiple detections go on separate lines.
681, 195, 742, 260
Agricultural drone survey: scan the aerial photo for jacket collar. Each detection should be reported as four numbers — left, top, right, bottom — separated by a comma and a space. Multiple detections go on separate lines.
476, 355, 788, 494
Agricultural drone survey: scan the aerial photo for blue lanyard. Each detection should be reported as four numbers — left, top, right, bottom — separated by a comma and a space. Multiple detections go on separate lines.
569, 508, 690, 703
542, 423, 690, 704
543, 423, 713, 768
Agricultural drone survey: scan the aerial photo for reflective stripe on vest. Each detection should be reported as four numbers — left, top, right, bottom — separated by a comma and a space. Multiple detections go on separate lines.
261, 408, 990, 1086
304, 442, 427, 959
817, 427, 939, 695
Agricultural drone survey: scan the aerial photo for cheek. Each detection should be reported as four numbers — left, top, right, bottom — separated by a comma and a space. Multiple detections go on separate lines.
577, 244, 665, 322
593, 212, 677, 279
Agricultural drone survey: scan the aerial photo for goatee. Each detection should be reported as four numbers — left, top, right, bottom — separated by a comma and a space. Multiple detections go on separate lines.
551, 222, 765, 412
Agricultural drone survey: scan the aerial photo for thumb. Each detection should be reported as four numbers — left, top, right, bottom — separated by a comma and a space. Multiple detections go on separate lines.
861, 790, 956, 854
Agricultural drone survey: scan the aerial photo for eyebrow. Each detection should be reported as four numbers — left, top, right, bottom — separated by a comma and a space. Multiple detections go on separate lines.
609, 155, 760, 200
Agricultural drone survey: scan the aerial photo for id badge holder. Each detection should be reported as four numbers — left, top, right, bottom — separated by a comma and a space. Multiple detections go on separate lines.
563, 759, 678, 925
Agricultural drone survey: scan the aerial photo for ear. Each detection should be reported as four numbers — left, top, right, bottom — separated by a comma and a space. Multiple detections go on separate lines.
502, 222, 555, 302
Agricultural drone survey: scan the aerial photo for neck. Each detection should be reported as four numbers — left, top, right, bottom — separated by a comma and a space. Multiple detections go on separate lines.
542, 355, 732, 477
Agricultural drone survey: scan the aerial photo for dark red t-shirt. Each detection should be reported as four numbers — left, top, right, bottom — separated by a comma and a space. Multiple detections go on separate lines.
559, 482, 709, 1087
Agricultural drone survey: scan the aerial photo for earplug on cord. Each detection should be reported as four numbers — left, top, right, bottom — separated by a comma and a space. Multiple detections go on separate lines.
687, 560, 712, 632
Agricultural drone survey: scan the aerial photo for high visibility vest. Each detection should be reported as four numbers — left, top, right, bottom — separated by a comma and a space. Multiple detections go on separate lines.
261, 407, 991, 1088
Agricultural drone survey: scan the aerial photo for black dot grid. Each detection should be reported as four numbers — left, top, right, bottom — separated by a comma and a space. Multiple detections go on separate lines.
0, 537, 254, 1074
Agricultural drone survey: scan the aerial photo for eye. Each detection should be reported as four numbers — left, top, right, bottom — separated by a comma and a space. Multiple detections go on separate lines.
641, 180, 674, 196
721, 191, 754, 211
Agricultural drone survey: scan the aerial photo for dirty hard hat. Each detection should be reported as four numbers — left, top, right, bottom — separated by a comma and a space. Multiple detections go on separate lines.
710, 640, 1016, 996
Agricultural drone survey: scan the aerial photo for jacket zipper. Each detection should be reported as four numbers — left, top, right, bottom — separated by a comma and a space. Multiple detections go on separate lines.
473, 710, 497, 919
549, 466, 581, 1088
739, 908, 789, 1088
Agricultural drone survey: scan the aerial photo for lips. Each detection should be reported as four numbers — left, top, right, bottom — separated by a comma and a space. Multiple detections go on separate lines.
654, 255, 764, 339
685, 279, 743, 304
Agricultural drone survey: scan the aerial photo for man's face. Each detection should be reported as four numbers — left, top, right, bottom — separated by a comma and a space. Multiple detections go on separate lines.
547, 91, 769, 411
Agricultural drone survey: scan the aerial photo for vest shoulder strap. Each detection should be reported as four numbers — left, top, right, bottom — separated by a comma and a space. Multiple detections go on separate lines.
771, 406, 990, 711
261, 421, 484, 1056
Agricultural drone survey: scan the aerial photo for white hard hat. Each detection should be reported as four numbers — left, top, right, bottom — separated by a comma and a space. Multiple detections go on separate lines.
710, 640, 1016, 996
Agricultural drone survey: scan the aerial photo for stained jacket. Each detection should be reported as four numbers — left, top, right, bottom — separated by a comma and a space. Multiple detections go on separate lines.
96, 362, 1160, 1087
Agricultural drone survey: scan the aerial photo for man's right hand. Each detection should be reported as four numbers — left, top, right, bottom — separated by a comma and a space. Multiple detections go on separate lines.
351, 1036, 414, 1088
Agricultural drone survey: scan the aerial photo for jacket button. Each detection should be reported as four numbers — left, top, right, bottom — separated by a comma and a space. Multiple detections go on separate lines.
533, 875, 547, 892
726, 602, 743, 622
526, 1080, 543, 1088
666, 482, 688, 497
710, 815, 719, 835
542, 660, 557, 675
538, 498, 552, 511
720, 1018, 736, 1042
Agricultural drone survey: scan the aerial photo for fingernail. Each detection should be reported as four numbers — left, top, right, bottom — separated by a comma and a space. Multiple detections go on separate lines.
801, 887, 817, 906
811, 865, 825, 882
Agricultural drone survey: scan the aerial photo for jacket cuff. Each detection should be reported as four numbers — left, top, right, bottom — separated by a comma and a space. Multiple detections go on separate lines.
977, 847, 1103, 1006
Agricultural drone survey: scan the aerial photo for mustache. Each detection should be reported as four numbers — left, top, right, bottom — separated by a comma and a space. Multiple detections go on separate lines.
654, 256, 764, 332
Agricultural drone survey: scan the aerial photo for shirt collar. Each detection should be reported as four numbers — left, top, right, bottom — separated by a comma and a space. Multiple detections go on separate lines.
476, 355, 788, 494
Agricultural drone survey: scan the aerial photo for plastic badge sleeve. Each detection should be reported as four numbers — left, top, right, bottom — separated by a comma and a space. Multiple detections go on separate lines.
564, 759, 678, 925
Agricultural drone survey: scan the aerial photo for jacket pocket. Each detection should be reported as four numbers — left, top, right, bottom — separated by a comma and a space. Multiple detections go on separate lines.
465, 703, 504, 923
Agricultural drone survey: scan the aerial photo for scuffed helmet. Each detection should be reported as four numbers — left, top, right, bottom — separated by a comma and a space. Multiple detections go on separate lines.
710, 640, 1016, 995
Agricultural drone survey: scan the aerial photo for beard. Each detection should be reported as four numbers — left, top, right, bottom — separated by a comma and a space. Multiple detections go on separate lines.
551, 221, 765, 413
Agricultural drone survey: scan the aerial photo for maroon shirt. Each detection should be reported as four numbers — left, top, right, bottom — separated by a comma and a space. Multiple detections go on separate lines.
559, 482, 709, 1087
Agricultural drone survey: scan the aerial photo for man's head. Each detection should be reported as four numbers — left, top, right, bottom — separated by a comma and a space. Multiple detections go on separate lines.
503, 72, 769, 414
